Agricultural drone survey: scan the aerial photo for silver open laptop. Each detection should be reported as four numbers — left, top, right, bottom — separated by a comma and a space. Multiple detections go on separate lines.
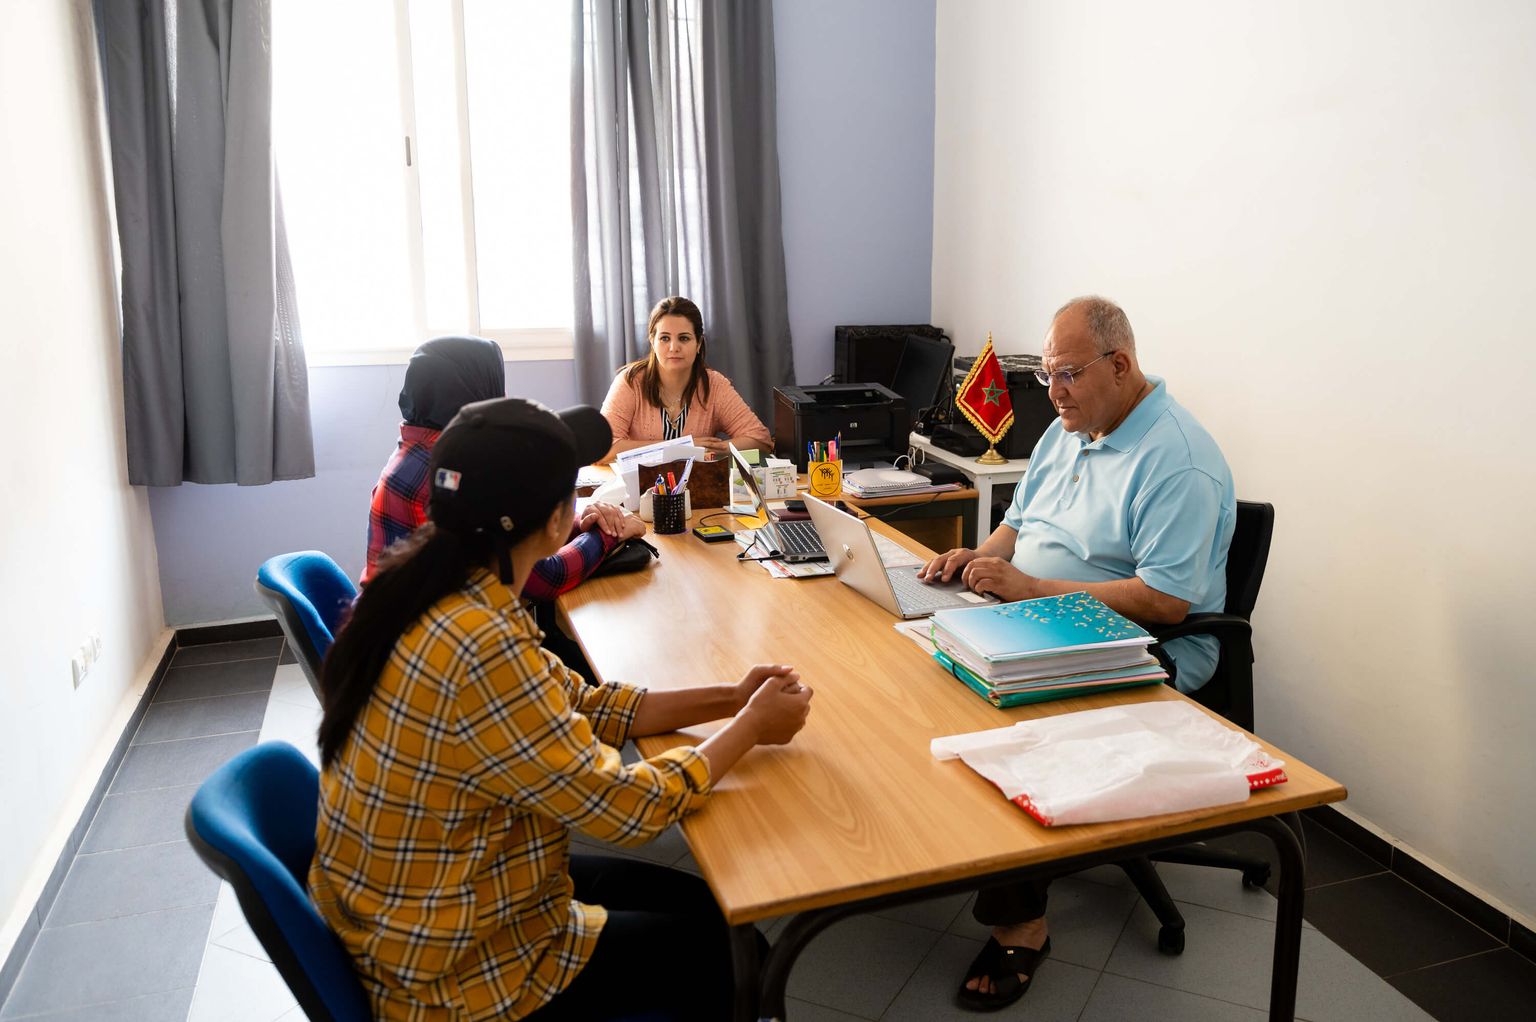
727, 443, 827, 562
803, 494, 993, 619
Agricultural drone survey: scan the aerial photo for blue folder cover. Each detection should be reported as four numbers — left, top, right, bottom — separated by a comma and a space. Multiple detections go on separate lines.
932, 649, 1164, 707
929, 591, 1153, 663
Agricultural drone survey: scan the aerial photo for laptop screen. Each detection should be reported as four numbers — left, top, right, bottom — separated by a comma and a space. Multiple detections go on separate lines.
727, 443, 770, 519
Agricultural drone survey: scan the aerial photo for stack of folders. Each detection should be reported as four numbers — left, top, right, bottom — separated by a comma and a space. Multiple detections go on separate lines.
926, 591, 1168, 707
842, 468, 960, 498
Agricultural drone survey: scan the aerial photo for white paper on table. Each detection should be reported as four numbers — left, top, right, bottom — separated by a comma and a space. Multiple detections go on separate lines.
576, 465, 612, 489
930, 702, 1286, 827
615, 437, 707, 510
589, 478, 629, 507
733, 530, 834, 577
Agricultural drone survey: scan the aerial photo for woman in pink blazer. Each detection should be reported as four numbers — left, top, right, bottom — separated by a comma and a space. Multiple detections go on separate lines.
599, 296, 772, 462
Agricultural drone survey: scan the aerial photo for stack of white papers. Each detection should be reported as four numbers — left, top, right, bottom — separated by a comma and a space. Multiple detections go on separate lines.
614, 436, 707, 510
733, 529, 835, 578
843, 467, 961, 498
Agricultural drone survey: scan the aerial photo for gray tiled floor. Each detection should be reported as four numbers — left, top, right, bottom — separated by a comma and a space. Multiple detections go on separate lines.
80, 785, 203, 854
572, 817, 1435, 1021
108, 731, 261, 795
1, 637, 1524, 1021
1, 641, 274, 1021
1, 906, 211, 1018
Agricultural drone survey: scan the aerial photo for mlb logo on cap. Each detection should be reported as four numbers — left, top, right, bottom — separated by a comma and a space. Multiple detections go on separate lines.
435, 468, 462, 491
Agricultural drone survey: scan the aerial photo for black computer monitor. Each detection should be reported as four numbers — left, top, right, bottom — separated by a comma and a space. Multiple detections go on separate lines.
890, 333, 954, 420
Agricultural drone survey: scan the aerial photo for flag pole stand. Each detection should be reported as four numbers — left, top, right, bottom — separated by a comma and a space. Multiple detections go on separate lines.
976, 441, 1007, 465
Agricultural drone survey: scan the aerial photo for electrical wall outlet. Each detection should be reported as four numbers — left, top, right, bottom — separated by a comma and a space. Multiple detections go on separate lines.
70, 634, 102, 689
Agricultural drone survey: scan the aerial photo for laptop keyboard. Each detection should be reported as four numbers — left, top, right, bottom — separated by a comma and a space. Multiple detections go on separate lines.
767, 519, 825, 558
887, 568, 968, 613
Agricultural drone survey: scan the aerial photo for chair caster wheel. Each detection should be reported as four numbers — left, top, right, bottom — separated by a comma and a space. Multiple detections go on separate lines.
1242, 866, 1272, 888
1158, 926, 1185, 955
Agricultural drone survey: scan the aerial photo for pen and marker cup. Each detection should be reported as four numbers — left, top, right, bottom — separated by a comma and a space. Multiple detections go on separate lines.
651, 489, 689, 535
807, 458, 843, 499
639, 488, 691, 523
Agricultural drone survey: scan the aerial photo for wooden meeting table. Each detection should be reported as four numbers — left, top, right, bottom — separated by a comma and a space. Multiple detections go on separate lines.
557, 507, 1345, 1021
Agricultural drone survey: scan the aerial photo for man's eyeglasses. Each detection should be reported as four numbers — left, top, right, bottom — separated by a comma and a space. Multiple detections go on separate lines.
1033, 351, 1112, 387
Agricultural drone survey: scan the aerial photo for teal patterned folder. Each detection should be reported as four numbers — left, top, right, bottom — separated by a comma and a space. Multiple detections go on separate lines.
932, 649, 1164, 707
929, 591, 1153, 663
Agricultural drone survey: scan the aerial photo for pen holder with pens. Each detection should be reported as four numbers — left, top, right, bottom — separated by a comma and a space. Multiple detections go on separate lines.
639, 488, 691, 525
650, 490, 689, 535
807, 459, 843, 499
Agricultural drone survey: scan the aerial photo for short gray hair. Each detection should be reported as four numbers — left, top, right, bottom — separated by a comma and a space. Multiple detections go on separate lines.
1054, 295, 1135, 354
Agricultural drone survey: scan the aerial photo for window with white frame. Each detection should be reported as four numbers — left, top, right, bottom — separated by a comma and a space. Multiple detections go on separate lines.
273, 0, 573, 364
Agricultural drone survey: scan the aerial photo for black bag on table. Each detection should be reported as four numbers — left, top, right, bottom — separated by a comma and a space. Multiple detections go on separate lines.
590, 537, 660, 577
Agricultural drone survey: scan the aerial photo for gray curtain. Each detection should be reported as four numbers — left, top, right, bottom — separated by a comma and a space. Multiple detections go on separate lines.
572, 0, 794, 418
96, 0, 313, 486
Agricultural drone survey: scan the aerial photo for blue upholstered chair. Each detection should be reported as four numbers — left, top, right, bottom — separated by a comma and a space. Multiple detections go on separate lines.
254, 551, 357, 701
184, 742, 371, 1022
187, 742, 682, 1022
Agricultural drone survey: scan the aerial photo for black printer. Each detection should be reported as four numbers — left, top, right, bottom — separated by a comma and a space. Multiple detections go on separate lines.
772, 384, 910, 470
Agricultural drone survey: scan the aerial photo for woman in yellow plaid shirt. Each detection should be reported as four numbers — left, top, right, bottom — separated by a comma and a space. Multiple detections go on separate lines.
310, 397, 813, 1020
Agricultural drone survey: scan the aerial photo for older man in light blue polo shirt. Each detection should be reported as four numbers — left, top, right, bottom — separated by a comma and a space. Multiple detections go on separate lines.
920, 295, 1235, 1011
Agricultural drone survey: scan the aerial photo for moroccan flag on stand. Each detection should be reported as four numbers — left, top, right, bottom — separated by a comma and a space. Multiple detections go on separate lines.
955, 333, 1014, 463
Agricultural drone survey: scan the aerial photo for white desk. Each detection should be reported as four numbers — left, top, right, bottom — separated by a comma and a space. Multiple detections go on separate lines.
908, 431, 1028, 542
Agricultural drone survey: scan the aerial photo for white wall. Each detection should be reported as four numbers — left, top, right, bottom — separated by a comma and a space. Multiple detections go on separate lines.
932, 0, 1536, 921
151, 0, 940, 625
0, 0, 169, 951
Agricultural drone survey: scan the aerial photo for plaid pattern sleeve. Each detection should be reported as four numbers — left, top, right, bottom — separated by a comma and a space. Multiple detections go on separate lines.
520, 526, 619, 602
363, 427, 438, 584
550, 651, 641, 748
457, 614, 711, 848
310, 570, 710, 1021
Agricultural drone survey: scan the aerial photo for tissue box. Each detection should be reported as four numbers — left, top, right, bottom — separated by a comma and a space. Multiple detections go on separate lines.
759, 459, 798, 499
731, 456, 798, 504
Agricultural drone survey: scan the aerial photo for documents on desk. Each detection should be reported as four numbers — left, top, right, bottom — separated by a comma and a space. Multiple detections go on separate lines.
894, 619, 1165, 706
733, 529, 835, 577
930, 702, 1289, 827
896, 591, 1168, 706
613, 436, 707, 509
575, 465, 612, 490
842, 466, 960, 498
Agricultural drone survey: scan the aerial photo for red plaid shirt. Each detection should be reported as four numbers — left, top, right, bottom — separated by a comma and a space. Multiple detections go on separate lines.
364, 425, 619, 597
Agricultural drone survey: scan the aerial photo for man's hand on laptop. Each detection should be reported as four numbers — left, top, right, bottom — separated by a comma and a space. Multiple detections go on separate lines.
960, 556, 1034, 602
918, 547, 978, 584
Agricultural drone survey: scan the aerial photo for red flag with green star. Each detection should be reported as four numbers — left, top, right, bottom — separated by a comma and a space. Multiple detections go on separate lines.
955, 334, 1015, 444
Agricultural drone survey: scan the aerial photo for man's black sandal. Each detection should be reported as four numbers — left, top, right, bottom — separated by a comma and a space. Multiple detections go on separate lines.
956, 935, 1052, 1011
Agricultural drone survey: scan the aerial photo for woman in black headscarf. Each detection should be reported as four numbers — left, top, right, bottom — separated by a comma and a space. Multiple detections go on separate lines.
363, 336, 644, 586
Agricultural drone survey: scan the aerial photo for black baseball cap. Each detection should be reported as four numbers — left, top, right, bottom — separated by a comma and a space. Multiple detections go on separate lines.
427, 398, 612, 548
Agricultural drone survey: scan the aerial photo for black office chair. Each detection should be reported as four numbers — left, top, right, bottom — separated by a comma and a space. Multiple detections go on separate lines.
1117, 500, 1276, 954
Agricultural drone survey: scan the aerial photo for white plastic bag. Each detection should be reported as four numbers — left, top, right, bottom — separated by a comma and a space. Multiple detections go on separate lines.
931, 702, 1286, 826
